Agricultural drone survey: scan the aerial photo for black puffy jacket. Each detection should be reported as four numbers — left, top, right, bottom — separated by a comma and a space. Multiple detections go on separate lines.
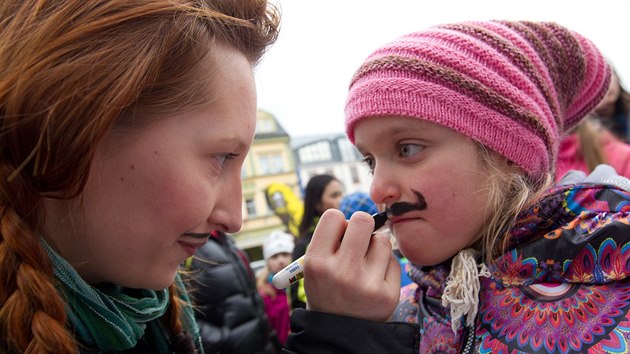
185, 232, 280, 354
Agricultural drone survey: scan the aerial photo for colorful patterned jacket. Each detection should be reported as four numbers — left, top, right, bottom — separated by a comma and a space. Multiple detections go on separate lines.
285, 181, 630, 354
395, 182, 630, 353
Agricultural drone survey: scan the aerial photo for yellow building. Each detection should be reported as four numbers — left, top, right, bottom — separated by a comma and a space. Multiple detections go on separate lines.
235, 110, 301, 262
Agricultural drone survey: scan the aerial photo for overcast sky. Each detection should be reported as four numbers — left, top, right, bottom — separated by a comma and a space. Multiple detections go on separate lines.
254, 0, 630, 138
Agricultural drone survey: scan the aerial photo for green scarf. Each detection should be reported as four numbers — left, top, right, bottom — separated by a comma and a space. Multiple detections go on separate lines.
41, 240, 202, 353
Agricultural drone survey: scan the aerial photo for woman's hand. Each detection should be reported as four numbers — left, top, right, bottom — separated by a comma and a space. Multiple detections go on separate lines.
303, 209, 401, 322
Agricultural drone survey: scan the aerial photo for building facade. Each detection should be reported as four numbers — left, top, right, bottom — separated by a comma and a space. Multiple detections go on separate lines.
234, 111, 372, 265
235, 110, 301, 262
292, 134, 372, 195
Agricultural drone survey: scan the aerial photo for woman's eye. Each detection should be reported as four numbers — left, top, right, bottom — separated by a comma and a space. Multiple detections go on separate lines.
399, 144, 423, 158
215, 153, 238, 169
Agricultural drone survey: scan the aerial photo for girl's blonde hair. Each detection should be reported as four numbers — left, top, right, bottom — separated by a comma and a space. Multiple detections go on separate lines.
576, 117, 608, 172
0, 0, 279, 352
475, 143, 552, 266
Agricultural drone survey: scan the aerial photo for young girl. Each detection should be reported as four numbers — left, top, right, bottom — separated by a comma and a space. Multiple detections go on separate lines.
257, 230, 295, 346
284, 21, 630, 353
0, 1, 279, 353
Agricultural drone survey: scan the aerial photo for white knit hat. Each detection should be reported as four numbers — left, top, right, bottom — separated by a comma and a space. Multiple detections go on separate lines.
263, 230, 295, 260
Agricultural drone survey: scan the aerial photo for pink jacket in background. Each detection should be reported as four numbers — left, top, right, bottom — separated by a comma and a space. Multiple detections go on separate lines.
261, 286, 291, 346
556, 129, 630, 181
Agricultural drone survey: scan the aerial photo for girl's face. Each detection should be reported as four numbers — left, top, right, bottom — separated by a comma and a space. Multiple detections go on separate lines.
317, 180, 344, 214
597, 73, 620, 111
354, 116, 494, 267
267, 252, 292, 274
44, 45, 256, 289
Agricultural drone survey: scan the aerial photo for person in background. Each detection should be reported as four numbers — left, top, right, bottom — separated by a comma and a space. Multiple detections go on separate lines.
557, 115, 630, 180
284, 20, 630, 353
257, 231, 295, 347
185, 231, 281, 354
0, 0, 279, 353
593, 68, 630, 142
339, 191, 379, 219
291, 174, 343, 309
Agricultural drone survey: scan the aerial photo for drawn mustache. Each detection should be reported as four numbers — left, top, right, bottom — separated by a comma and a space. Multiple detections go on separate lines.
386, 190, 427, 217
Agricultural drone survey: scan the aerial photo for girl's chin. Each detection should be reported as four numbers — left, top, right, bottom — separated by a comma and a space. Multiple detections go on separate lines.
399, 245, 450, 267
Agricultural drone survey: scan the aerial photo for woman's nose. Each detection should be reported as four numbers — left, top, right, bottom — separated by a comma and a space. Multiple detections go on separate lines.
210, 178, 243, 233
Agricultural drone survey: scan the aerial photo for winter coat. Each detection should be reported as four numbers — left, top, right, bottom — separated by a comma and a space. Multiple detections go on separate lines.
284, 180, 630, 353
260, 282, 291, 346
186, 232, 280, 354
290, 229, 314, 310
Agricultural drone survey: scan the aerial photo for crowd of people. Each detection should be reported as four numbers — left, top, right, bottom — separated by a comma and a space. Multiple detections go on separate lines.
1, 1, 630, 353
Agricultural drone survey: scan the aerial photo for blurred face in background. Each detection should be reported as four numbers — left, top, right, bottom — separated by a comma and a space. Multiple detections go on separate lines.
267, 252, 293, 274
317, 180, 344, 213
595, 72, 620, 116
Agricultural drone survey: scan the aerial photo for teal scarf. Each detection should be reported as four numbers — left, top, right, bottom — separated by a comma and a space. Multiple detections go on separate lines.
41, 240, 202, 352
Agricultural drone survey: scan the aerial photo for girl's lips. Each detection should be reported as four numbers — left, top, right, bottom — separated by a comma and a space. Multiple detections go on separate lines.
388, 216, 424, 230
387, 215, 417, 224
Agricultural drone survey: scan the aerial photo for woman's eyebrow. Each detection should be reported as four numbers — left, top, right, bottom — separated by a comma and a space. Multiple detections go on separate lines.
213, 136, 249, 151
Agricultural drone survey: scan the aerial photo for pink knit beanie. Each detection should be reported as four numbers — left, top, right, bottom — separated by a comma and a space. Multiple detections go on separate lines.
345, 21, 611, 180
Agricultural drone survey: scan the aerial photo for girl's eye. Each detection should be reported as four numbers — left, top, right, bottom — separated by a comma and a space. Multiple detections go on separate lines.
399, 143, 423, 158
362, 156, 375, 173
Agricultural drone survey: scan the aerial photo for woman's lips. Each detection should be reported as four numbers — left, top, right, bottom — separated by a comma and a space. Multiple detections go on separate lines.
178, 240, 207, 257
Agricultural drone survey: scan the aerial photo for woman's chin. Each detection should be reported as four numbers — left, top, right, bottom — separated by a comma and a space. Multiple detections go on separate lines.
120, 272, 178, 291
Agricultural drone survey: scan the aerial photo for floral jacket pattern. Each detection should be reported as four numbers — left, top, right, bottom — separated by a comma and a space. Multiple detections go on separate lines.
394, 183, 630, 353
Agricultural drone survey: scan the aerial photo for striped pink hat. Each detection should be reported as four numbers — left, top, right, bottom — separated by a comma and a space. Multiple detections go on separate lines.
345, 21, 611, 180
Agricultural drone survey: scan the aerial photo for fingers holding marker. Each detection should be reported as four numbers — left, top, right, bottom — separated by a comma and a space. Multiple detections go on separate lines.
335, 211, 376, 265
271, 211, 388, 289
307, 208, 348, 256
270, 209, 346, 290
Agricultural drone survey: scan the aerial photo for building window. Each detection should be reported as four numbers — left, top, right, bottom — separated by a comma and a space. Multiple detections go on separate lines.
298, 141, 332, 164
259, 153, 284, 175
256, 117, 276, 133
338, 138, 360, 162
245, 197, 257, 217
350, 166, 360, 184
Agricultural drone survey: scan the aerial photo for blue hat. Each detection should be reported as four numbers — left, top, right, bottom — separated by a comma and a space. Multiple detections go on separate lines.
339, 192, 378, 219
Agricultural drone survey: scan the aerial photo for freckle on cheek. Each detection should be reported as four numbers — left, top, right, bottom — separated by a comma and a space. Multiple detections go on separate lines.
130, 165, 135, 170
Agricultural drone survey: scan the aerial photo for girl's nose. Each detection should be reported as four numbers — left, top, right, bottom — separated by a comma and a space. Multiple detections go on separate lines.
369, 167, 401, 206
